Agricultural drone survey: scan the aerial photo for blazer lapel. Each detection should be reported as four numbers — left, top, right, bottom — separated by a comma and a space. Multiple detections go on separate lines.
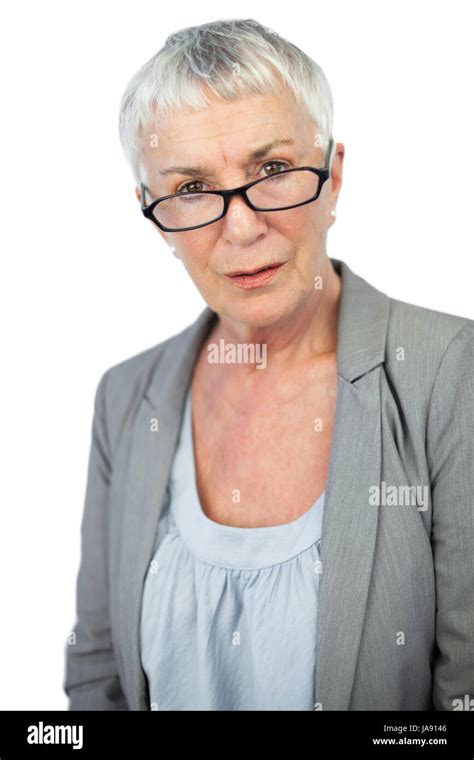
119, 257, 390, 711
315, 258, 390, 709
314, 370, 383, 709
117, 307, 218, 710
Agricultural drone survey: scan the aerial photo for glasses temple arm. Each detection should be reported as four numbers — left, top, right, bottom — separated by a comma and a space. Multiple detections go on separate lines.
325, 137, 335, 172
140, 182, 152, 206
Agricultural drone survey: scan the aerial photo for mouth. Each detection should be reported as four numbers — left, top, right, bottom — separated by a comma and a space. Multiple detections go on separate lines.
224, 262, 286, 290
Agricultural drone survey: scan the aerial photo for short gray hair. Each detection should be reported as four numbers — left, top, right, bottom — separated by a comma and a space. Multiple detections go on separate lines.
118, 18, 334, 184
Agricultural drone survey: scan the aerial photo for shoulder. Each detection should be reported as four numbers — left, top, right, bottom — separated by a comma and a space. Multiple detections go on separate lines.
93, 311, 207, 452
388, 296, 473, 349
384, 296, 473, 387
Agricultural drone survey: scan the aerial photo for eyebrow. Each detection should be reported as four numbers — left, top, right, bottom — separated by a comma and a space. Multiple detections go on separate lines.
158, 139, 296, 178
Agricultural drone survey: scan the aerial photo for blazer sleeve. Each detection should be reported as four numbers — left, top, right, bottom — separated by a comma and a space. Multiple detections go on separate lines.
427, 323, 474, 710
63, 368, 129, 710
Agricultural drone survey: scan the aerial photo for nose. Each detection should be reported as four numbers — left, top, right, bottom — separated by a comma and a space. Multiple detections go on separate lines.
221, 194, 268, 246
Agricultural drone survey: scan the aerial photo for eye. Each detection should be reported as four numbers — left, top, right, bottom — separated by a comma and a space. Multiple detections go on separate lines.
261, 160, 289, 176
176, 179, 207, 194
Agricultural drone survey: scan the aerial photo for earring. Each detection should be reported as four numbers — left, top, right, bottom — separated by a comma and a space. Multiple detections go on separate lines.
330, 209, 336, 218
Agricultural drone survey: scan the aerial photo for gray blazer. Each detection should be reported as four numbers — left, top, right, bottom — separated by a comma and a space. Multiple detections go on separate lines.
63, 257, 474, 711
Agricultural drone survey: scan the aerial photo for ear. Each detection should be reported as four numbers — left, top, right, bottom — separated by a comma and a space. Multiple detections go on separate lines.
329, 142, 345, 198
134, 186, 142, 204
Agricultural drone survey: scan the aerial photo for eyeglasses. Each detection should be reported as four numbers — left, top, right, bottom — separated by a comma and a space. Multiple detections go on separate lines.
140, 137, 334, 232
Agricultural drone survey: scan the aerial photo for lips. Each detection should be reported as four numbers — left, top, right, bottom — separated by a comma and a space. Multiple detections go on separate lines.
226, 263, 282, 276
224, 262, 285, 290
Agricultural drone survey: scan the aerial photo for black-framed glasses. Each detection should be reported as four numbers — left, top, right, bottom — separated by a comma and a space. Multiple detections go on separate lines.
140, 137, 334, 232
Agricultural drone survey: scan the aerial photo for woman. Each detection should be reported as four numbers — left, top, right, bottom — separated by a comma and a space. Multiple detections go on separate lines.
64, 19, 474, 711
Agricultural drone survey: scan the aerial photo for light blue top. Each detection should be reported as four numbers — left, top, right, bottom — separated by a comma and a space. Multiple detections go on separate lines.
140, 388, 326, 710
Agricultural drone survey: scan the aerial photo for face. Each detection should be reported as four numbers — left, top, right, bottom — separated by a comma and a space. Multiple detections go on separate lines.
136, 88, 344, 329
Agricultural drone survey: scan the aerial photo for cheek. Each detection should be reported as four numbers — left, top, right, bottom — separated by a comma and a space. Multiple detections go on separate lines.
270, 205, 321, 242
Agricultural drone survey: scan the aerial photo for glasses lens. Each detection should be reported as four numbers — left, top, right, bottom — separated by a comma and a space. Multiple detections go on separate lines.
247, 170, 320, 210
153, 193, 224, 230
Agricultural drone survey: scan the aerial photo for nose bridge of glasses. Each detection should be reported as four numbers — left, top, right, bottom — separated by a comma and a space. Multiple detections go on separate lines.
217, 182, 256, 215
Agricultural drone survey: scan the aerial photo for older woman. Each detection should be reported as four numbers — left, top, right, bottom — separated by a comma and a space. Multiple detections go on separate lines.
64, 19, 474, 711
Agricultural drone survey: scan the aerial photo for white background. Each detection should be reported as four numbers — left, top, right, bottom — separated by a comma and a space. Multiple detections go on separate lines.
0, 0, 472, 709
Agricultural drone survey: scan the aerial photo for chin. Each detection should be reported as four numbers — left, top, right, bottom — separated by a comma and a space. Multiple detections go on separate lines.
223, 292, 300, 330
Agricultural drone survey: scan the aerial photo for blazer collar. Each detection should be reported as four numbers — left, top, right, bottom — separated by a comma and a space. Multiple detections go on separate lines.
331, 258, 389, 382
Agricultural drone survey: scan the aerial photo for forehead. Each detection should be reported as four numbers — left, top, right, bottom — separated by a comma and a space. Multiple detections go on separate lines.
140, 89, 318, 171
